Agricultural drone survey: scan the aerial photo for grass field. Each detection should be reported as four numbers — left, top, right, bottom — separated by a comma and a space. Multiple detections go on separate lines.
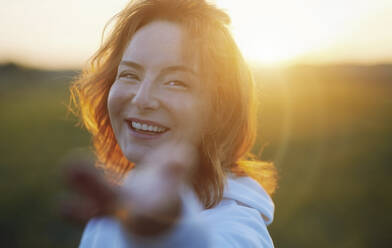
1, 63, 391, 247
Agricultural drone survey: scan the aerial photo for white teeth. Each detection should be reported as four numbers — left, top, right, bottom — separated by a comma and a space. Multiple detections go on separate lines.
131, 121, 166, 133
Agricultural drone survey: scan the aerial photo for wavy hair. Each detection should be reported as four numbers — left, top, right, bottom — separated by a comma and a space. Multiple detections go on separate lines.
70, 0, 277, 208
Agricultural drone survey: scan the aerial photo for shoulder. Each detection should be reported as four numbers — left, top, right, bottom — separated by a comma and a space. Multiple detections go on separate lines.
201, 175, 274, 223
198, 175, 275, 247
224, 175, 274, 224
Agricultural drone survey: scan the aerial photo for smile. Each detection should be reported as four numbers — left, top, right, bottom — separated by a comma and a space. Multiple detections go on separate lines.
125, 118, 169, 136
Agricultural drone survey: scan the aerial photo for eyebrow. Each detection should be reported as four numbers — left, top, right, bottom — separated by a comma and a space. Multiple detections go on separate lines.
119, 60, 144, 72
119, 60, 197, 76
162, 65, 197, 76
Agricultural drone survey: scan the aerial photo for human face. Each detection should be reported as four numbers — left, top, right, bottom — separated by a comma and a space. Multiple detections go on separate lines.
107, 21, 211, 165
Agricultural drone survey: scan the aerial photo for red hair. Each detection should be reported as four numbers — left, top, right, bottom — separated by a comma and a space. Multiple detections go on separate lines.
70, 0, 277, 208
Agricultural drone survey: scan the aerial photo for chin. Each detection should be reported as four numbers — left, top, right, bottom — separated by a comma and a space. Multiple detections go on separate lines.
122, 146, 144, 165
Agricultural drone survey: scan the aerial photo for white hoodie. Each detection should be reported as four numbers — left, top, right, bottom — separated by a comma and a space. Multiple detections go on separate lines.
79, 176, 275, 247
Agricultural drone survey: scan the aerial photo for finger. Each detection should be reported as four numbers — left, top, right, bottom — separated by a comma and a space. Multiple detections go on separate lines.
65, 162, 117, 208
59, 198, 100, 223
121, 167, 180, 217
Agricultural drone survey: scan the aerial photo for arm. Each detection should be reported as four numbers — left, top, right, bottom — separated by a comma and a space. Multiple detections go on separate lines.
79, 191, 274, 248
79, 187, 210, 248
65, 142, 207, 247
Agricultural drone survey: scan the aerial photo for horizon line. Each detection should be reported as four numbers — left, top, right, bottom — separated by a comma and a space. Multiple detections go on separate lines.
1, 60, 392, 72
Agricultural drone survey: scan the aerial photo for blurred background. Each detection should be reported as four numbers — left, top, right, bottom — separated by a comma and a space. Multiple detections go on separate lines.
1, 0, 391, 247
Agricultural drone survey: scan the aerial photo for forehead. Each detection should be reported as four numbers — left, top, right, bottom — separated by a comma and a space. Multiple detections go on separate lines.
121, 20, 199, 72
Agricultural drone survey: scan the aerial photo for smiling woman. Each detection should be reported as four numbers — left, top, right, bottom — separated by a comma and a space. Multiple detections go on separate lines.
108, 21, 211, 165
68, 0, 277, 247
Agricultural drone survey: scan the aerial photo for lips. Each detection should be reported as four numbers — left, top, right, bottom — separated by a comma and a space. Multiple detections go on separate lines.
125, 118, 169, 136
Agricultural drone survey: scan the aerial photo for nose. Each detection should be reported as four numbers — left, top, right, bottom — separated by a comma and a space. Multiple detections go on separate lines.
131, 80, 159, 111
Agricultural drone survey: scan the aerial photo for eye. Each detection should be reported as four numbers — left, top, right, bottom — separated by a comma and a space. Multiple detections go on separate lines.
165, 80, 188, 89
119, 72, 140, 81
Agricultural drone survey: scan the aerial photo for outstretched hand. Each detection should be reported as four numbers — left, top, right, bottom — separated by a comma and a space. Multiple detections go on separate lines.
61, 141, 199, 236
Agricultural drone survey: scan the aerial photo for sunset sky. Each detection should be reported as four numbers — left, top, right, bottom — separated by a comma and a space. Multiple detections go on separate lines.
1, 0, 391, 69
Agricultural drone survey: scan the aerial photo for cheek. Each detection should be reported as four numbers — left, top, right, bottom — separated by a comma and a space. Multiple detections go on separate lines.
107, 82, 128, 129
108, 82, 125, 115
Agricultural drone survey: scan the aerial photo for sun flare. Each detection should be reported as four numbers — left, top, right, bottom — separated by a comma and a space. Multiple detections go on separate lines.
214, 0, 389, 66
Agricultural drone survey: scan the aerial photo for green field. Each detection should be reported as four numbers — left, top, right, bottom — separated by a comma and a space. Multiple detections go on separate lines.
1, 63, 391, 247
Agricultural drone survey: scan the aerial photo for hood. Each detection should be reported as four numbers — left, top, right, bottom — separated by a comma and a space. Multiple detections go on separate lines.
223, 176, 275, 225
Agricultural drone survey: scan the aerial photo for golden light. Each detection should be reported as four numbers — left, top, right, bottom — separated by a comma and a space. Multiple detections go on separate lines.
0, 0, 391, 68
215, 0, 391, 66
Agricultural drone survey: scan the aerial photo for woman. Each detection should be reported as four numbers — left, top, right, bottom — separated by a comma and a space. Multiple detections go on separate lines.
68, 0, 277, 247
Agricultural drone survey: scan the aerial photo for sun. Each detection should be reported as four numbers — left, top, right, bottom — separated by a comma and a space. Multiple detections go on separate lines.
214, 0, 324, 65
214, 0, 371, 66
232, 30, 310, 65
